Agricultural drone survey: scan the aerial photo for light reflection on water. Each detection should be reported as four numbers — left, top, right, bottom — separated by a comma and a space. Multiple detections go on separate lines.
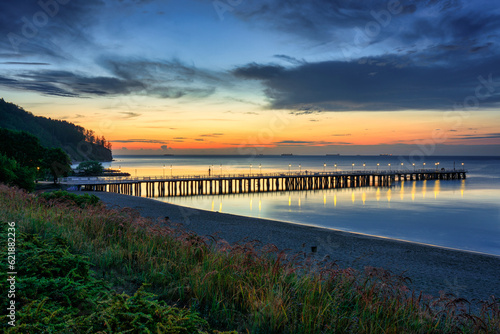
157, 178, 500, 256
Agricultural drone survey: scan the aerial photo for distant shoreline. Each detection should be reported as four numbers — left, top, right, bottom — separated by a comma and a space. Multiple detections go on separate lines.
80, 191, 500, 304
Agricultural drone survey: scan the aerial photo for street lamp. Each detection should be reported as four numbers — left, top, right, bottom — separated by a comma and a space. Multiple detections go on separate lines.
377, 163, 379, 172
401, 162, 404, 170
288, 163, 291, 174
363, 163, 366, 172
220, 164, 222, 176
250, 164, 252, 175
334, 163, 337, 172
259, 164, 262, 174
423, 162, 426, 169
352, 163, 354, 172
170, 165, 172, 177
323, 163, 326, 172
461, 162, 464, 170
299, 164, 301, 173
413, 163, 415, 171
388, 163, 391, 171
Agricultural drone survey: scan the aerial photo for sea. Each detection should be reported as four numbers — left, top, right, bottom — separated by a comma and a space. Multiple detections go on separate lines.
95, 155, 500, 256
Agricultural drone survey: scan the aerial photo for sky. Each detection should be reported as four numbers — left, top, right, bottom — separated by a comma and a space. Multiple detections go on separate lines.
0, 0, 499, 156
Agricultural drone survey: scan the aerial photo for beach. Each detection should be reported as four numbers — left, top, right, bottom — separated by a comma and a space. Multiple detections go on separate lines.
84, 191, 500, 304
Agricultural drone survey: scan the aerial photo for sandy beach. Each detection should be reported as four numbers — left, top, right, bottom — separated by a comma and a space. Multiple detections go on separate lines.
83, 191, 500, 304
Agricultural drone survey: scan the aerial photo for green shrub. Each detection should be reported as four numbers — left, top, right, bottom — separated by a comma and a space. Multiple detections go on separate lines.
0, 224, 218, 334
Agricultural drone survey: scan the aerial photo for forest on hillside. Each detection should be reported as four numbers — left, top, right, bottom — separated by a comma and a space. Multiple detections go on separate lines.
0, 99, 112, 161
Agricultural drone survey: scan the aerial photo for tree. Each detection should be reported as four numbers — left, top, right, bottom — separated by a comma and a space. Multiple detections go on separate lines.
77, 160, 104, 176
43, 148, 72, 184
0, 153, 35, 191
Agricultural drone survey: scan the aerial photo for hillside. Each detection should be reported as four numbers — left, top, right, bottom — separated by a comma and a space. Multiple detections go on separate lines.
0, 98, 112, 161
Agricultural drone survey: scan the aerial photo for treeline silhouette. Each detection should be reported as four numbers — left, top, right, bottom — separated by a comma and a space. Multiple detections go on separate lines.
0, 98, 112, 161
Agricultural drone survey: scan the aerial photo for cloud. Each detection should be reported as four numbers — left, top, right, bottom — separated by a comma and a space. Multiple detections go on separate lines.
233, 54, 500, 111
275, 140, 352, 146
160, 145, 168, 150
111, 139, 169, 144
0, 0, 103, 57
0, 57, 224, 99
0, 62, 50, 65
200, 133, 224, 137
453, 133, 500, 140
120, 111, 142, 118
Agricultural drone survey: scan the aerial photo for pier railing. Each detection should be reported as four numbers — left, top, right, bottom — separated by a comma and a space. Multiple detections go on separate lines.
59, 168, 466, 185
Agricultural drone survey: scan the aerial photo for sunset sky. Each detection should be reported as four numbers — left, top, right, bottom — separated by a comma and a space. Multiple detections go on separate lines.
1, 0, 499, 155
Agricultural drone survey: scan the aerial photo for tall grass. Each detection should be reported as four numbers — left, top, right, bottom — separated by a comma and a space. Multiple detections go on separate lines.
0, 184, 498, 333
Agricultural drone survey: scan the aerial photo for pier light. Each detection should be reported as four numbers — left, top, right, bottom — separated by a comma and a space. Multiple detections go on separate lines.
363, 163, 366, 171
119, 165, 121, 172
388, 163, 391, 171
250, 164, 253, 175
377, 163, 379, 171
334, 163, 337, 172
352, 163, 354, 172
163, 164, 166, 178
461, 162, 464, 170
413, 163, 415, 171
323, 163, 326, 172
170, 165, 172, 177
288, 163, 291, 174
259, 164, 262, 174
220, 164, 222, 176
299, 164, 301, 173
423, 162, 426, 169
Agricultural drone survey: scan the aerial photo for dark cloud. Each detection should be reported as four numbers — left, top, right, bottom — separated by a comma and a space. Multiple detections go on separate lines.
111, 139, 169, 144
120, 112, 141, 118
0, 58, 222, 99
0, 70, 143, 97
275, 140, 352, 145
454, 133, 500, 140
233, 54, 500, 111
0, 0, 103, 57
0, 62, 50, 65
200, 133, 224, 137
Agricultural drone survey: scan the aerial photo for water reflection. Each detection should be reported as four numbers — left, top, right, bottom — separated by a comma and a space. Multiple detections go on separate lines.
158, 178, 500, 255
434, 180, 441, 199
165, 180, 471, 215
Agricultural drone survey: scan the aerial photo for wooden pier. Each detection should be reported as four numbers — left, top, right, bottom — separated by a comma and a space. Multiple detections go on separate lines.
60, 169, 467, 198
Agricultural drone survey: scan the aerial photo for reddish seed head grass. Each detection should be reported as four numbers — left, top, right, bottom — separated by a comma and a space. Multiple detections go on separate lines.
1, 184, 499, 334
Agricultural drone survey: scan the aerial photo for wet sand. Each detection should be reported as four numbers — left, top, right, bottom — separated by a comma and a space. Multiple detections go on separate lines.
83, 191, 500, 304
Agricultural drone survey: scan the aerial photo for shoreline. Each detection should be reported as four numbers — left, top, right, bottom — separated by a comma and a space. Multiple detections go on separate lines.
81, 191, 500, 304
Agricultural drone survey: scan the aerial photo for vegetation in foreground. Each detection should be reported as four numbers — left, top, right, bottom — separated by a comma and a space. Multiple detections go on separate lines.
0, 223, 219, 333
0, 185, 499, 333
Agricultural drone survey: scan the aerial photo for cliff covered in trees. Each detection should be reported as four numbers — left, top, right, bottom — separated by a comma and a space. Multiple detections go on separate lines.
0, 98, 112, 161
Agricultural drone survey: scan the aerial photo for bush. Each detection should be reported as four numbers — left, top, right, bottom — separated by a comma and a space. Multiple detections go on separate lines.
77, 160, 104, 176
0, 224, 215, 334
0, 153, 35, 191
39, 190, 100, 208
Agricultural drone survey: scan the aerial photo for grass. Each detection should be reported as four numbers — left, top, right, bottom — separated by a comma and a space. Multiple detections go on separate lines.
0, 184, 499, 333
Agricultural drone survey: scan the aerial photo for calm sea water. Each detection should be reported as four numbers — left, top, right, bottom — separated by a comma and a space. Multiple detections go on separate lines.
101, 155, 500, 256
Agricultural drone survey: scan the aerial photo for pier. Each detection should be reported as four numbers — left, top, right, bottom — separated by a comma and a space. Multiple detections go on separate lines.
60, 169, 467, 198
